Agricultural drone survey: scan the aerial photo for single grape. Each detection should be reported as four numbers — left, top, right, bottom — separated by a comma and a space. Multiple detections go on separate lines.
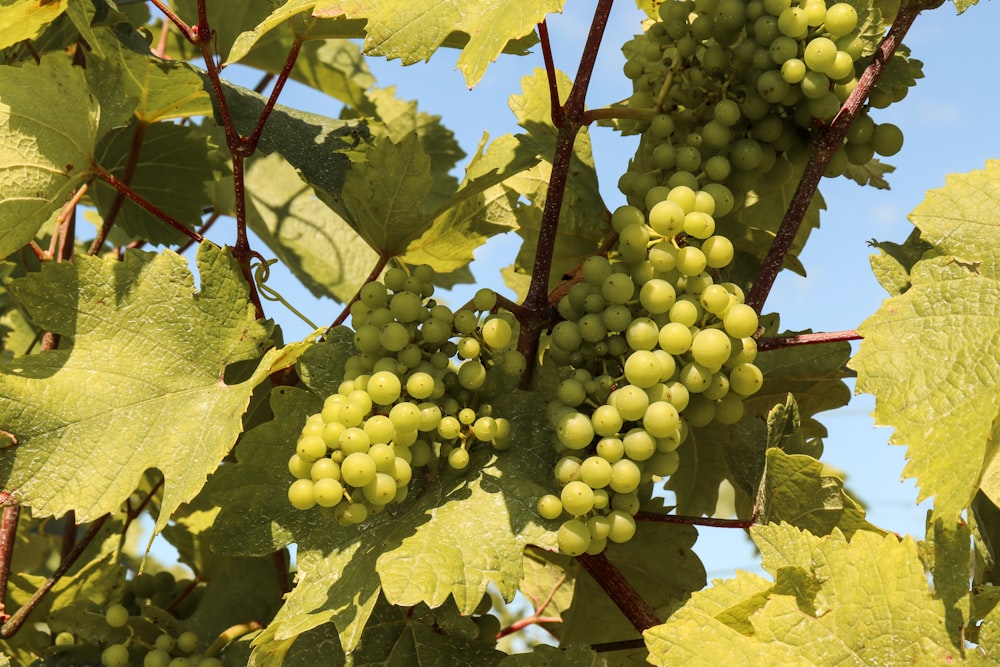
872, 123, 904, 156
690, 328, 732, 371
448, 447, 470, 470
367, 371, 402, 405
609, 459, 642, 494
145, 649, 172, 667
537, 494, 564, 520
824, 2, 858, 35
105, 603, 130, 628
607, 510, 637, 543
804, 37, 837, 73
724, 304, 760, 338
558, 519, 591, 556
557, 411, 596, 449
102, 644, 131, 667
54, 631, 75, 646
561, 481, 596, 516
730, 363, 765, 396
623, 428, 656, 461
288, 479, 316, 510
341, 452, 377, 487
314, 478, 345, 507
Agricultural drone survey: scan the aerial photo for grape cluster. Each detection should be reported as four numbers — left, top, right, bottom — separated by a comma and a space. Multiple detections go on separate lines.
288, 266, 521, 523
44, 584, 221, 667
618, 0, 905, 210
539, 185, 763, 555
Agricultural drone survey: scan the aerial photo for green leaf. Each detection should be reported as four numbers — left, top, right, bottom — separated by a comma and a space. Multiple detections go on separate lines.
0, 53, 98, 259
868, 227, 933, 296
312, 0, 562, 87
954, 0, 981, 13
760, 448, 881, 538
646, 525, 964, 665
85, 25, 212, 126
498, 644, 605, 666
0, 244, 307, 535
842, 157, 895, 190
921, 517, 972, 643
89, 121, 222, 246
220, 80, 369, 209
852, 162, 1000, 519
245, 153, 378, 303
0, 0, 68, 50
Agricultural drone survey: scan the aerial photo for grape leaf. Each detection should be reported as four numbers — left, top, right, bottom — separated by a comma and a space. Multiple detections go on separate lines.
0, 53, 98, 259
0, 0, 67, 50
0, 244, 308, 536
954, 0, 981, 13
245, 152, 378, 303
868, 228, 933, 296
852, 162, 1000, 519
498, 644, 605, 666
646, 525, 964, 665
84, 25, 212, 127
89, 121, 223, 246
842, 157, 895, 190
309, 0, 561, 87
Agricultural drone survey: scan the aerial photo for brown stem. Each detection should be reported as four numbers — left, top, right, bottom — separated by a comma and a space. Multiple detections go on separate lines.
746, 0, 939, 313
498, 571, 566, 639
331, 254, 391, 329
757, 329, 862, 352
635, 511, 756, 529
93, 165, 203, 243
583, 106, 657, 124
537, 21, 563, 127
90, 122, 148, 255
26, 242, 49, 262
0, 493, 20, 622
123, 476, 164, 535
59, 512, 77, 563
577, 551, 661, 633
149, 0, 196, 42
272, 549, 290, 596
592, 638, 647, 652
0, 515, 110, 638
165, 575, 203, 613
240, 37, 302, 157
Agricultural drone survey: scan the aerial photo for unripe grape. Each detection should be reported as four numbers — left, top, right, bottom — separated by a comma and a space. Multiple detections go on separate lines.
448, 447, 470, 470
607, 510, 637, 543
804, 37, 837, 73
288, 479, 316, 510
580, 456, 614, 488
730, 363, 765, 396
367, 371, 402, 405
554, 456, 583, 484
609, 459, 642, 493
724, 304, 760, 338
610, 384, 650, 422
560, 481, 596, 516
872, 123, 904, 156
482, 317, 513, 349
557, 411, 596, 449
342, 452, 377, 487
105, 604, 130, 628
473, 288, 498, 311
537, 494, 563, 520
596, 437, 625, 463
558, 519, 591, 556
824, 2, 857, 35
177, 631, 200, 654
363, 473, 398, 505
690, 328, 732, 370
591, 404, 624, 437
102, 644, 130, 667
643, 401, 681, 438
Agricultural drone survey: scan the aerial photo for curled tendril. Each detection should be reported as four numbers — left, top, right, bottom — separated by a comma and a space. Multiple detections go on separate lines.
251, 257, 318, 330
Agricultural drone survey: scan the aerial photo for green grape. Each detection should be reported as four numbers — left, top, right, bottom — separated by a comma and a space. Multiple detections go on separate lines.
105, 603, 131, 628
558, 519, 591, 556
314, 478, 345, 507
757, 69, 790, 103
826, 50, 855, 81
675, 145, 702, 173
537, 494, 563, 520
659, 321, 693, 355
724, 303, 760, 338
102, 644, 131, 667
340, 427, 371, 455
872, 123, 904, 156
702, 183, 735, 216
472, 416, 498, 442
145, 649, 171, 667
730, 363, 765, 396
580, 456, 614, 489
342, 502, 369, 525
457, 336, 481, 360
647, 450, 681, 476
638, 279, 676, 315
560, 481, 596, 516
651, 143, 678, 170
624, 350, 662, 388
363, 473, 398, 505
596, 437, 625, 463
800, 70, 830, 99
601, 273, 635, 304
306, 457, 340, 482
453, 308, 479, 334
824, 2, 857, 35
777, 7, 807, 37
610, 384, 650, 422
554, 456, 583, 484
643, 401, 681, 438
482, 317, 513, 349
676, 246, 708, 277
669, 298, 702, 327
288, 453, 313, 479
626, 317, 660, 351
389, 291, 423, 323
379, 322, 410, 353
845, 141, 875, 165
296, 434, 327, 463
364, 415, 396, 445
367, 371, 402, 405
557, 411, 596, 449
700, 284, 732, 315
418, 318, 451, 345
679, 361, 714, 393
341, 452, 377, 487
607, 510, 637, 543
458, 360, 487, 390
804, 36, 837, 73
591, 404, 624, 437
609, 459, 642, 493
690, 328, 732, 371
288, 479, 316, 510
704, 154, 732, 181
458, 407, 477, 425
551, 321, 583, 351
623, 428, 656, 461
714, 392, 745, 424
438, 415, 462, 440
55, 631, 75, 646
472, 288, 498, 312
683, 211, 715, 239
197, 659, 224, 667
703, 371, 731, 400
700, 120, 732, 151
557, 379, 587, 407
448, 447, 470, 470
168, 658, 193, 667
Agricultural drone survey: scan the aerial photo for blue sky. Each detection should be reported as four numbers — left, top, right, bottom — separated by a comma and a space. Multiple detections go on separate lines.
223, 1, 998, 578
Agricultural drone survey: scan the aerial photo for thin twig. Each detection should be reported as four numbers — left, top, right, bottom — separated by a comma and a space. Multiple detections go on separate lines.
92, 165, 203, 244
331, 254, 391, 329
537, 21, 563, 128
0, 515, 110, 638
757, 330, 862, 352
577, 551, 661, 633
0, 493, 20, 622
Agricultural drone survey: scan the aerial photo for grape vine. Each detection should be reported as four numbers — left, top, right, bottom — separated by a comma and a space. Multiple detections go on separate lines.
0, 0, 996, 664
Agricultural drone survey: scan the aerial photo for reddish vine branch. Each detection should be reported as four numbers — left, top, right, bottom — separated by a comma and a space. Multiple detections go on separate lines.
746, 0, 942, 314
0, 493, 20, 622
577, 551, 661, 633
757, 329, 862, 352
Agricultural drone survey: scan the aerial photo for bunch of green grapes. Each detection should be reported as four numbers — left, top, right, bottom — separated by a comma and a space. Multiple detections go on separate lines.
539, 185, 764, 556
43, 596, 222, 667
287, 266, 520, 524
618, 0, 907, 210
